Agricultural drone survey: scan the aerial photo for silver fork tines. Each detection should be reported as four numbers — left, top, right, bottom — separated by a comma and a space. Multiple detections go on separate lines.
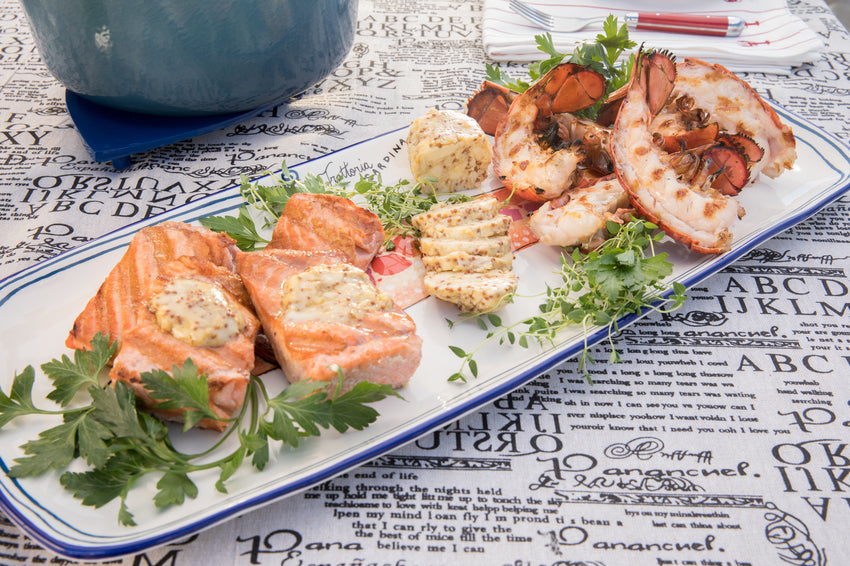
508, 0, 604, 32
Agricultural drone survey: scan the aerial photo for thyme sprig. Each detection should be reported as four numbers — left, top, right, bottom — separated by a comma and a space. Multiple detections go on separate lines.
447, 219, 686, 382
350, 175, 470, 249
0, 334, 400, 526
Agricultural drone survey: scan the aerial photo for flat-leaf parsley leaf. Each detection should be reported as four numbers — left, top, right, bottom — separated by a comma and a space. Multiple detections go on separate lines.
0, 335, 402, 525
484, 16, 636, 120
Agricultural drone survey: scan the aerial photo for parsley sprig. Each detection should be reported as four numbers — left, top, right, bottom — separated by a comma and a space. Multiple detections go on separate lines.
0, 334, 400, 526
484, 16, 636, 119
200, 163, 469, 251
447, 219, 686, 382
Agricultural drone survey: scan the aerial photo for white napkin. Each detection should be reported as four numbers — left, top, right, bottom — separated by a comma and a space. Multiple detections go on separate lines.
483, 0, 824, 74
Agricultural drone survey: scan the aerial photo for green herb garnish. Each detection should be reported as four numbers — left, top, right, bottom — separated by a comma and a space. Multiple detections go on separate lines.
351, 176, 467, 250
567, 16, 636, 94
484, 62, 531, 93
200, 163, 470, 252
447, 218, 686, 382
484, 16, 637, 119
0, 334, 400, 525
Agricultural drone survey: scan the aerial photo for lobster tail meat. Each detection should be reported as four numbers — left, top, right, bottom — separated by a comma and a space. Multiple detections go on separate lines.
611, 49, 744, 254
671, 57, 795, 179
492, 62, 608, 203
528, 174, 630, 249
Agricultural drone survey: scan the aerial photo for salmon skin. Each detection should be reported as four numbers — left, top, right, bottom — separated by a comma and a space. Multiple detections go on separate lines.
66, 221, 243, 354
237, 248, 422, 391
110, 256, 260, 431
267, 193, 384, 271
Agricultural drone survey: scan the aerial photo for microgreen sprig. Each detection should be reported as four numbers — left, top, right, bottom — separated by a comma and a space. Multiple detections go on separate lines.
447, 219, 686, 383
199, 162, 335, 251
0, 334, 401, 526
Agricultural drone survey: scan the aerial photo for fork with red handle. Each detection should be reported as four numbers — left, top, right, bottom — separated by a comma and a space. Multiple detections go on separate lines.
509, 0, 745, 37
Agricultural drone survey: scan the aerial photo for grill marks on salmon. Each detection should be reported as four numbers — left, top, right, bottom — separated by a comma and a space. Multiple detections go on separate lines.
67, 197, 421, 432
66, 222, 258, 431
267, 193, 385, 271
236, 248, 421, 391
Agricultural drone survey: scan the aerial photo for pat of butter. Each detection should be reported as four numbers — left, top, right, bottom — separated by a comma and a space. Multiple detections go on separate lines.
280, 263, 393, 324
149, 277, 245, 347
407, 109, 492, 193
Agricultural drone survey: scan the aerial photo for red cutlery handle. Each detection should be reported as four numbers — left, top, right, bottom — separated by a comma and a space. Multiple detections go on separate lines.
628, 12, 744, 37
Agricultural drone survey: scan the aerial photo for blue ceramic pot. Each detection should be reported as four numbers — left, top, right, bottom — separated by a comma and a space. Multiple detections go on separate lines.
20, 0, 358, 116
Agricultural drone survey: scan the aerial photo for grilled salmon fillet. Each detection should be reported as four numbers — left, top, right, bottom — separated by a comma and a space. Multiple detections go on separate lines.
236, 248, 421, 391
267, 193, 384, 271
66, 221, 243, 354
110, 256, 260, 431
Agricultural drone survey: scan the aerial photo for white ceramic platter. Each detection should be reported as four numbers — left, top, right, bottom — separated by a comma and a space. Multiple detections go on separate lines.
0, 104, 848, 559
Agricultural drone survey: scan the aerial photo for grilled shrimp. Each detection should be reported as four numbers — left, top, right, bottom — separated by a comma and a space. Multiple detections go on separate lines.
528, 175, 629, 249
611, 50, 745, 254
491, 62, 606, 203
